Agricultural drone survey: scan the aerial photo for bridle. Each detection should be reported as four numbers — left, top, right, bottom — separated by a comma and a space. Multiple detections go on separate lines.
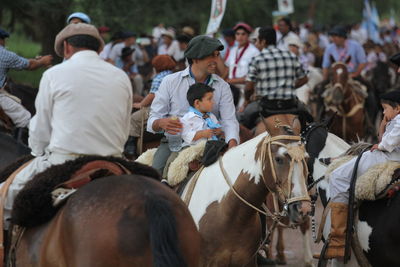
218, 133, 311, 224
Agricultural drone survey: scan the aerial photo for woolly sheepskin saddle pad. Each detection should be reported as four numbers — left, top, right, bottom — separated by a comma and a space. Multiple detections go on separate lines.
325, 156, 400, 201
136, 140, 207, 186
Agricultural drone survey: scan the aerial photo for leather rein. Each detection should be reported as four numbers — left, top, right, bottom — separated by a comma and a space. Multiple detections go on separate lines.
218, 134, 311, 226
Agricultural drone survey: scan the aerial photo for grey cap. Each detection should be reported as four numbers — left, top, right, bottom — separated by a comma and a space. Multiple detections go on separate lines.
184, 35, 224, 59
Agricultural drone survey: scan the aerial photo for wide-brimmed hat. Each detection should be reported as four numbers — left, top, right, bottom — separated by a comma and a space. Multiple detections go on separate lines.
390, 53, 400, 66
0, 28, 10, 39
184, 35, 224, 59
54, 23, 105, 57
233, 22, 253, 34
286, 35, 303, 49
67, 12, 91, 24
328, 26, 347, 38
161, 30, 175, 39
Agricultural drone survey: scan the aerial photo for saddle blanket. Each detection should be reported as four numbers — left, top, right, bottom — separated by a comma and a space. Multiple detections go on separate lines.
325, 156, 400, 201
136, 140, 207, 186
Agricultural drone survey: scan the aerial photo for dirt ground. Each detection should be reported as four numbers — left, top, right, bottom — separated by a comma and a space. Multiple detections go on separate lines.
269, 201, 325, 267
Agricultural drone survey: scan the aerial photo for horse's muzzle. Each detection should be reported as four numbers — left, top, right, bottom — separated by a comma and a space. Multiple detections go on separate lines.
287, 201, 311, 224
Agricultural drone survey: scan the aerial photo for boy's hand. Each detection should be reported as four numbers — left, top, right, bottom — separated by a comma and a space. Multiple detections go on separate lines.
370, 144, 380, 152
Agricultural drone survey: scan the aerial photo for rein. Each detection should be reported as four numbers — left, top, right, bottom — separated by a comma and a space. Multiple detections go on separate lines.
218, 134, 310, 225
325, 79, 365, 140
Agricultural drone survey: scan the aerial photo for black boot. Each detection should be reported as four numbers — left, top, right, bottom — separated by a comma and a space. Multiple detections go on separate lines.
124, 136, 137, 158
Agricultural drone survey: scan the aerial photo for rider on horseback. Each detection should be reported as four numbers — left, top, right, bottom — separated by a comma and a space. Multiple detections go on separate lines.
238, 27, 310, 130
147, 35, 239, 175
0, 28, 52, 128
317, 25, 378, 124
0, 23, 133, 229
324, 90, 400, 259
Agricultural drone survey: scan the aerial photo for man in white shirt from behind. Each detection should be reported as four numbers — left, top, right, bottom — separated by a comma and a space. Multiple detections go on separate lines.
1, 23, 133, 228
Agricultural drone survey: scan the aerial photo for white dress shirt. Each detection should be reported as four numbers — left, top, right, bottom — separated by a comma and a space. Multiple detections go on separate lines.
181, 111, 219, 147
29, 50, 132, 157
276, 31, 300, 51
379, 114, 400, 153
226, 43, 260, 79
147, 67, 239, 143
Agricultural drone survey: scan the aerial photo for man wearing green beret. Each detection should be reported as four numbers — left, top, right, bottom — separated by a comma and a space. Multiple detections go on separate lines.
147, 35, 239, 174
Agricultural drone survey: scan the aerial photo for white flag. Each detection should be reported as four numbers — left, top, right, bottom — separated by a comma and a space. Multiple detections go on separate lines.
278, 0, 294, 14
206, 0, 227, 35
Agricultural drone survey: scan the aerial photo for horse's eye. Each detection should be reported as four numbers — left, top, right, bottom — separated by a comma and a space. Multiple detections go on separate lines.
275, 156, 284, 165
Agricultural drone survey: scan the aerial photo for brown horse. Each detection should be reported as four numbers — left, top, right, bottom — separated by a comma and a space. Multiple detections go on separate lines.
239, 115, 314, 266
323, 57, 366, 142
13, 172, 200, 266
182, 114, 311, 266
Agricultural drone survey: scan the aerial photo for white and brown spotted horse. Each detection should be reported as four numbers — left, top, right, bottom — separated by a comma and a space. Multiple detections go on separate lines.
181, 114, 311, 266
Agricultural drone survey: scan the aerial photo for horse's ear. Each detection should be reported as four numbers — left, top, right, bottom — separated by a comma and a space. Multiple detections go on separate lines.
345, 55, 352, 64
329, 55, 336, 65
322, 113, 336, 130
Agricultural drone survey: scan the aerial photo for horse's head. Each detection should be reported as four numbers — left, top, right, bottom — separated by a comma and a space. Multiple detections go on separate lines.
256, 114, 311, 224
327, 57, 351, 106
301, 121, 350, 206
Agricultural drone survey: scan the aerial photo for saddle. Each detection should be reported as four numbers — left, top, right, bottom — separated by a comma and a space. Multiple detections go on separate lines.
11, 156, 160, 228
136, 140, 227, 187
325, 156, 400, 201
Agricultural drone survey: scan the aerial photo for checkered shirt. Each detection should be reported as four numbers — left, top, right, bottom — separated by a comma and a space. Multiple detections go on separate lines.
246, 45, 306, 100
149, 70, 172, 94
0, 46, 29, 87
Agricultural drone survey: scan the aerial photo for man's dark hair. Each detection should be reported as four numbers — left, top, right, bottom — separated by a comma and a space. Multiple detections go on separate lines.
66, 35, 100, 52
258, 27, 276, 46
187, 83, 214, 107
177, 34, 191, 44
381, 99, 400, 108
278, 17, 293, 31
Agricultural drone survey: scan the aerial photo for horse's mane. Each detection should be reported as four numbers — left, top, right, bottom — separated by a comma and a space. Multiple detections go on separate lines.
12, 156, 161, 228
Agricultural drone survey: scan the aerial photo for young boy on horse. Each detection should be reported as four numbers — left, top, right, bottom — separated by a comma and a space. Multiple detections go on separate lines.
325, 90, 400, 259
181, 83, 223, 146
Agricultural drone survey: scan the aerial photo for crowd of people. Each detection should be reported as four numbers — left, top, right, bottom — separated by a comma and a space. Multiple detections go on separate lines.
2, 10, 400, 264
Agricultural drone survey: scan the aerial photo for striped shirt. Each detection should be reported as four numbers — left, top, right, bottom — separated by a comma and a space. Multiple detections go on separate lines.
246, 45, 306, 100
0, 46, 29, 87
149, 70, 172, 93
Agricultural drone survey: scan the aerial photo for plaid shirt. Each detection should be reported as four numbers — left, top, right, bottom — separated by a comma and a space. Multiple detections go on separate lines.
149, 70, 172, 93
246, 45, 306, 100
0, 46, 29, 87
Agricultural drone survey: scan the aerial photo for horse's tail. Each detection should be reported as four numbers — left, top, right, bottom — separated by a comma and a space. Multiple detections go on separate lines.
144, 194, 187, 267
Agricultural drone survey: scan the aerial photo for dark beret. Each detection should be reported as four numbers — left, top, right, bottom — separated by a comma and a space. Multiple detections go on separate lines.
328, 26, 347, 38
0, 28, 10, 39
380, 90, 400, 104
184, 35, 224, 59
390, 53, 400, 67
